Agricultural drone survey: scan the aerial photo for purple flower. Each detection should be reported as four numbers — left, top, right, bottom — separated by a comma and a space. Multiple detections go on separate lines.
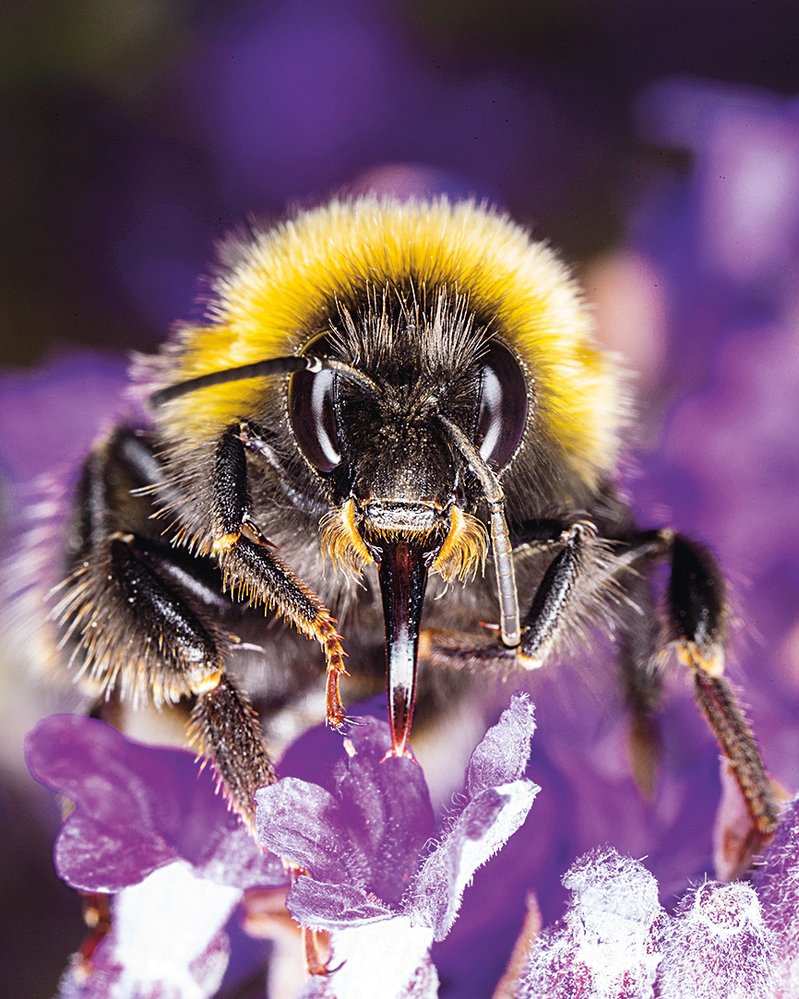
255, 694, 539, 996
754, 797, 799, 996
24, 696, 539, 998
658, 880, 775, 999
586, 82, 799, 905
25, 714, 285, 999
25, 713, 284, 893
22, 694, 799, 996
625, 83, 799, 583
519, 848, 667, 999
636, 81, 799, 289
515, 840, 790, 999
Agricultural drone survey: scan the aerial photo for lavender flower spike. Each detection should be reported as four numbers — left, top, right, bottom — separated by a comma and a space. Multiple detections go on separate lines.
519, 847, 668, 999
256, 693, 539, 997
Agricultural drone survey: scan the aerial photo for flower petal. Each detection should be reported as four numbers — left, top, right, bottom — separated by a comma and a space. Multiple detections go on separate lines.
409, 780, 539, 940
466, 692, 536, 797
297, 916, 438, 999
256, 717, 435, 905
333, 718, 435, 905
256, 777, 350, 881
289, 877, 393, 930
26, 714, 282, 892
405, 695, 539, 940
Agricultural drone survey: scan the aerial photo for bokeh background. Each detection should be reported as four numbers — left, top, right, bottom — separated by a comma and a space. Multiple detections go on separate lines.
3, 2, 799, 996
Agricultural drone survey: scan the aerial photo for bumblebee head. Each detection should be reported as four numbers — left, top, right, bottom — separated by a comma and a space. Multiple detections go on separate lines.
289, 299, 529, 581
285, 304, 530, 757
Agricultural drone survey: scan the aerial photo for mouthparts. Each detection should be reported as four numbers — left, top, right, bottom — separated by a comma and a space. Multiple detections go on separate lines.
377, 537, 430, 757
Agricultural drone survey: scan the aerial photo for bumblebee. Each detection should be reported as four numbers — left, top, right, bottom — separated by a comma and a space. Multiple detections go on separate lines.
50, 196, 776, 836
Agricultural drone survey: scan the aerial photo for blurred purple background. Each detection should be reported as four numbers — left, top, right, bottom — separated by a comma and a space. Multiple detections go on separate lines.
3, 2, 799, 996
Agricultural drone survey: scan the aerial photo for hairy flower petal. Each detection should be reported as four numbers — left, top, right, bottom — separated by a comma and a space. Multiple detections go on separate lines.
410, 781, 538, 940
333, 722, 436, 905
753, 795, 799, 995
297, 918, 438, 999
466, 692, 536, 796
409, 693, 539, 940
256, 778, 350, 882
658, 881, 775, 999
289, 879, 394, 930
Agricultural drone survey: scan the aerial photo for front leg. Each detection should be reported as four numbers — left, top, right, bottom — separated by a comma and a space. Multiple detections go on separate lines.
209, 425, 349, 727
423, 520, 631, 673
522, 527, 778, 834
516, 521, 599, 668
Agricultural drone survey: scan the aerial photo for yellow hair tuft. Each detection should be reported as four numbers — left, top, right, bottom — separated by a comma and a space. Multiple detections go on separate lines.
432, 506, 488, 583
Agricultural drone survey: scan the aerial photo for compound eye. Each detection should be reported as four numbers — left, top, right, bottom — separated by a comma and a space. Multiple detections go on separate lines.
476, 341, 529, 469
289, 339, 342, 473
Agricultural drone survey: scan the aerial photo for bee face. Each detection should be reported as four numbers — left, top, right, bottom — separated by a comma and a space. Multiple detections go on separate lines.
281, 300, 537, 755
288, 312, 531, 562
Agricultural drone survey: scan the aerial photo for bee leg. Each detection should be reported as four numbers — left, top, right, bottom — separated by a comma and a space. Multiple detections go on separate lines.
535, 523, 777, 831
211, 426, 349, 728
608, 526, 776, 834
98, 532, 276, 823
419, 627, 516, 673
516, 521, 597, 668
65, 891, 114, 973
515, 524, 664, 794
511, 521, 662, 671
515, 522, 777, 833
421, 521, 606, 673
663, 533, 778, 834
188, 671, 277, 826
57, 429, 276, 824
428, 513, 777, 837
419, 520, 561, 671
